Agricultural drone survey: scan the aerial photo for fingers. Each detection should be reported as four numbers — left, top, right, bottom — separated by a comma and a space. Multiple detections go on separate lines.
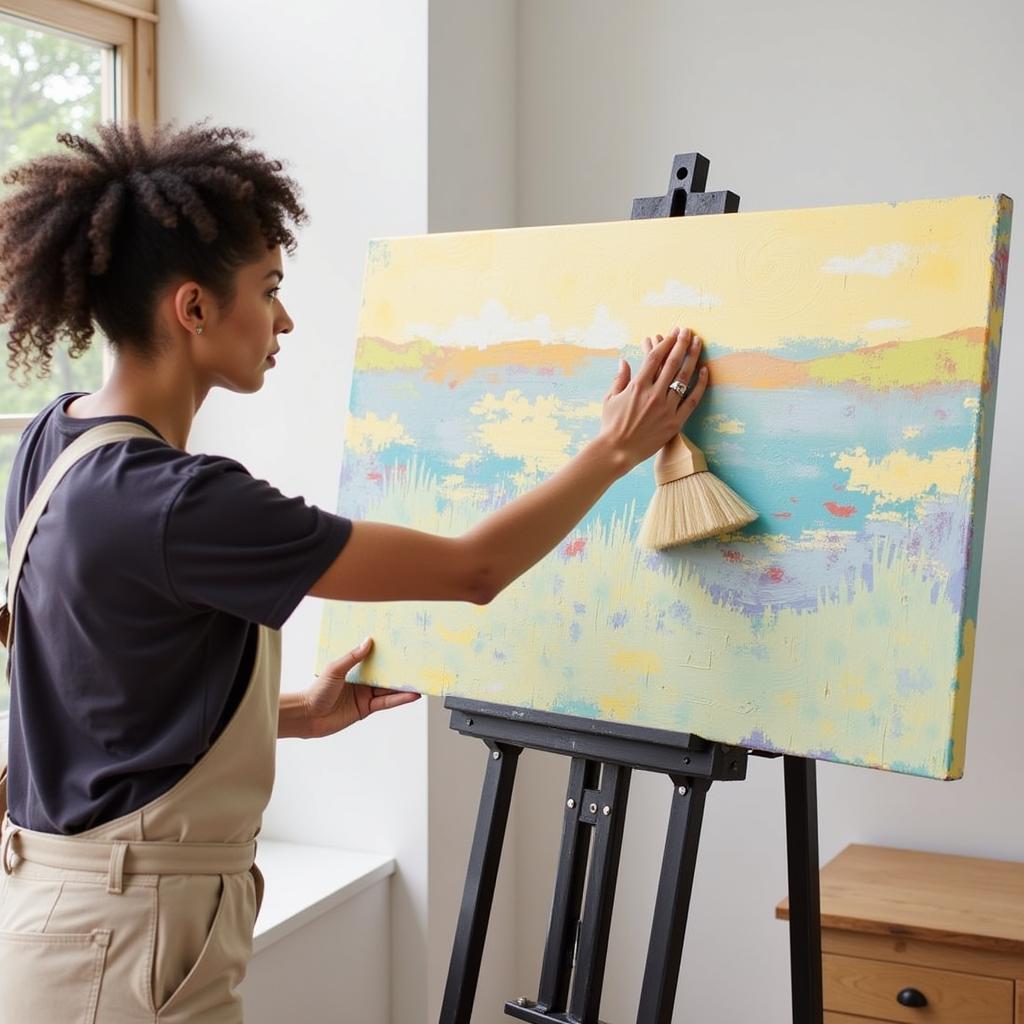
635, 326, 683, 385
657, 329, 702, 387
369, 689, 421, 714
675, 364, 709, 421
604, 358, 631, 401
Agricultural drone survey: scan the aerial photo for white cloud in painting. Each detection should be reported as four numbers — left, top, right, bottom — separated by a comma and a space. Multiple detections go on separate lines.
406, 299, 630, 350
864, 317, 911, 332
643, 279, 723, 309
823, 243, 911, 277
470, 390, 574, 475
346, 411, 417, 454
407, 299, 550, 348
564, 304, 631, 348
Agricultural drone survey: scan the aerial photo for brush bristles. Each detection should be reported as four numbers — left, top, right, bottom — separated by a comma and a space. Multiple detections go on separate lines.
639, 471, 758, 550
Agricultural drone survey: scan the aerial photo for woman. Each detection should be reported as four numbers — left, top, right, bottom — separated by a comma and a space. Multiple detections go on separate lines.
0, 120, 708, 1022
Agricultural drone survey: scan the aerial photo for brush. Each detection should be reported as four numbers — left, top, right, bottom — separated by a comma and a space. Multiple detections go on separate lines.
638, 431, 757, 549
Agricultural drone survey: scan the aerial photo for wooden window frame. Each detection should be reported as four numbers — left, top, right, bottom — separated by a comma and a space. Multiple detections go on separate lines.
0, 0, 158, 437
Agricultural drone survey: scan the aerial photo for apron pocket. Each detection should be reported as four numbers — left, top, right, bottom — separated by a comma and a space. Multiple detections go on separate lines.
153, 873, 250, 1019
0, 927, 110, 1024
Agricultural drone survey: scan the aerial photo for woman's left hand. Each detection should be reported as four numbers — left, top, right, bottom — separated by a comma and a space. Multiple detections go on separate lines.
280, 637, 421, 739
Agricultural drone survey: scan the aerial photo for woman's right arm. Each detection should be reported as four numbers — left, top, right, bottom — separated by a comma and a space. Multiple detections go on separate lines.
308, 327, 707, 605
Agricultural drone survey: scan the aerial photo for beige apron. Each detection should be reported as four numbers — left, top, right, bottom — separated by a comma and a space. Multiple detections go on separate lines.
0, 422, 282, 1023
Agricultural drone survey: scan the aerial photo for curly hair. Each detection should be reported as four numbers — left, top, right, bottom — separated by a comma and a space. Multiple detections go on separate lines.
0, 119, 308, 380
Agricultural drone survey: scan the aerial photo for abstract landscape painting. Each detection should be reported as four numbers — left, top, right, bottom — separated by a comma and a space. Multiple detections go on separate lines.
318, 195, 1011, 779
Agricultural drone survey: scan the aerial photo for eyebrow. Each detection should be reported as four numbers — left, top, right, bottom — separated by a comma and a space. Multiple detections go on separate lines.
265, 269, 284, 281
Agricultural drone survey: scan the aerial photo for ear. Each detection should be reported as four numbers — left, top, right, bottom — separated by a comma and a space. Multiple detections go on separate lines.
171, 280, 205, 335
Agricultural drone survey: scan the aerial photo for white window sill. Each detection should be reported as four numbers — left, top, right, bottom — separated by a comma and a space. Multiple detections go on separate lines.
252, 838, 395, 954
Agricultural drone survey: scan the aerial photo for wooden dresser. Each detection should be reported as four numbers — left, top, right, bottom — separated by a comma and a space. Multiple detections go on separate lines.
776, 843, 1024, 1024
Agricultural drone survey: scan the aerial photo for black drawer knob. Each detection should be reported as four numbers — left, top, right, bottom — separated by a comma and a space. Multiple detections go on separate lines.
897, 987, 928, 1008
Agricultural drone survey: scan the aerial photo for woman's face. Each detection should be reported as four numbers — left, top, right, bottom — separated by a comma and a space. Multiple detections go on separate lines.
187, 244, 294, 394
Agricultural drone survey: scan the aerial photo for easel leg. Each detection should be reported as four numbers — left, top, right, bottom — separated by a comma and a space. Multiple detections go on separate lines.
635, 776, 710, 1024
784, 756, 823, 1024
439, 740, 521, 1024
536, 757, 601, 1013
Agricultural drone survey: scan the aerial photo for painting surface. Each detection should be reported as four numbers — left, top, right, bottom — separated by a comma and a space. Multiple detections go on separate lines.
317, 195, 1011, 779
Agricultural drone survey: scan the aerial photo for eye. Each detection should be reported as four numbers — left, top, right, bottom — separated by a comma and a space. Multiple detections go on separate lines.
267, 287, 281, 301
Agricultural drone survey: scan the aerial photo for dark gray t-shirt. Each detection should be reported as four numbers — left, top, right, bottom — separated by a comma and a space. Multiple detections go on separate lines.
4, 393, 352, 834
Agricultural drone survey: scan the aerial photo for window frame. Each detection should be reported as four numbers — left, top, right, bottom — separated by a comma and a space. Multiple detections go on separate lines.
0, 0, 158, 734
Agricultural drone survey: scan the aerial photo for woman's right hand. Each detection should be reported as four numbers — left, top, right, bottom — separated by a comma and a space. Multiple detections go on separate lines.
599, 326, 709, 471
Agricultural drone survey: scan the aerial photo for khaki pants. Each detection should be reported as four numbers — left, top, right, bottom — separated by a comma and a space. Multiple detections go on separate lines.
0, 849, 257, 1023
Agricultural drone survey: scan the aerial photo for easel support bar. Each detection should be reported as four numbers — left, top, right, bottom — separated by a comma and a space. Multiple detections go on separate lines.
536, 757, 600, 1012
568, 762, 631, 1023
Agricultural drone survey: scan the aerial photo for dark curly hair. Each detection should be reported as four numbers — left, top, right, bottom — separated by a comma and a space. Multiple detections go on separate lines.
0, 119, 308, 381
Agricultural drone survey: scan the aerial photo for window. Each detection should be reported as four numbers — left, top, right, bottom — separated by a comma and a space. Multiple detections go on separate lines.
0, 0, 157, 710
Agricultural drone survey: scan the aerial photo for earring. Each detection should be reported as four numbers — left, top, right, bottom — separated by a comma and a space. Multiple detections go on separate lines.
195, 325, 204, 335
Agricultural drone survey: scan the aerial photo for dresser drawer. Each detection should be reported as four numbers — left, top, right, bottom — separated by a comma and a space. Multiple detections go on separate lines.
825, 1014, 892, 1024
823, 953, 1014, 1024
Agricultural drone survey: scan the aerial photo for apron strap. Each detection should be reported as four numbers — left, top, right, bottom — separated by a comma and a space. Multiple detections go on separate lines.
3, 421, 165, 665
0, 421, 165, 813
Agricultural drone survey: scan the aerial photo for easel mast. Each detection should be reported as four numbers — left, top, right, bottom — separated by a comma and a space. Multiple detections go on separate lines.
438, 154, 824, 1024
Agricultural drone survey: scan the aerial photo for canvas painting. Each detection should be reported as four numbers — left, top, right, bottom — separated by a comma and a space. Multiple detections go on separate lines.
317, 195, 1011, 779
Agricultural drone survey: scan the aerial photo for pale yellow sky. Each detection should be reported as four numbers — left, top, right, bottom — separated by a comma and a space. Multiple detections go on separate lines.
358, 195, 1003, 353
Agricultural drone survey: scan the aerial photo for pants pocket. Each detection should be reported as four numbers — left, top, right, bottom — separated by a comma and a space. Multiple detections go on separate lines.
0, 927, 110, 1024
153, 873, 251, 1021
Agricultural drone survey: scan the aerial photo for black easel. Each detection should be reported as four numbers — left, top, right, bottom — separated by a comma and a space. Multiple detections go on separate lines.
438, 154, 823, 1024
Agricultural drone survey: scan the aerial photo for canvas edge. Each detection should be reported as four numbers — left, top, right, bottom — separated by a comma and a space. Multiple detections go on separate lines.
943, 193, 1013, 780
367, 193, 1008, 244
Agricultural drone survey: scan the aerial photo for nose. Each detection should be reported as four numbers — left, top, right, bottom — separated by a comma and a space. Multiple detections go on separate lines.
276, 304, 295, 335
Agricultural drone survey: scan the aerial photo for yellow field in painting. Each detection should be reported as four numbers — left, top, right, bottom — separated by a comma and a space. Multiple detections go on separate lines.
318, 457, 967, 779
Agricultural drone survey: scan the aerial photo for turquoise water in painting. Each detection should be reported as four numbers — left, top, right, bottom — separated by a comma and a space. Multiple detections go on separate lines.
337, 358, 978, 625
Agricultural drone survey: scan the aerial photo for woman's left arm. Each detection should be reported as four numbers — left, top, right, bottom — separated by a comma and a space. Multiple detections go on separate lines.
278, 637, 420, 739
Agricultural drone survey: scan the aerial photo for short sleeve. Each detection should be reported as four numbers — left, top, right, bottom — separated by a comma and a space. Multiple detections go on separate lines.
164, 456, 352, 629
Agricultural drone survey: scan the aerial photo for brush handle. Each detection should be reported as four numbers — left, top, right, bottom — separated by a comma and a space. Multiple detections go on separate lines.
653, 432, 708, 485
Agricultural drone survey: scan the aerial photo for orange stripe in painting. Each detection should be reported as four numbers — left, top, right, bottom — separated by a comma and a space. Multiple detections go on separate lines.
424, 340, 614, 386
709, 351, 810, 388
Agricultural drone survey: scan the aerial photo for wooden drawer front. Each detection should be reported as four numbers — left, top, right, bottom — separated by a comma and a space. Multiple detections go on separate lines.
823, 953, 1014, 1024
825, 1014, 891, 1024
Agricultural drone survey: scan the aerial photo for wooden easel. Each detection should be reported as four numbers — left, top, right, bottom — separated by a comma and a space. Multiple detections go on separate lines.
437, 154, 824, 1024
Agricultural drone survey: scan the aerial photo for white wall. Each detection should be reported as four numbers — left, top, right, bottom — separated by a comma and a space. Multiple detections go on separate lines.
514, 2, 1024, 1022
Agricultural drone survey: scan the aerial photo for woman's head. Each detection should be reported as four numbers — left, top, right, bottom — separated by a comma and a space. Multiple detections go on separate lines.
0, 119, 306, 389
